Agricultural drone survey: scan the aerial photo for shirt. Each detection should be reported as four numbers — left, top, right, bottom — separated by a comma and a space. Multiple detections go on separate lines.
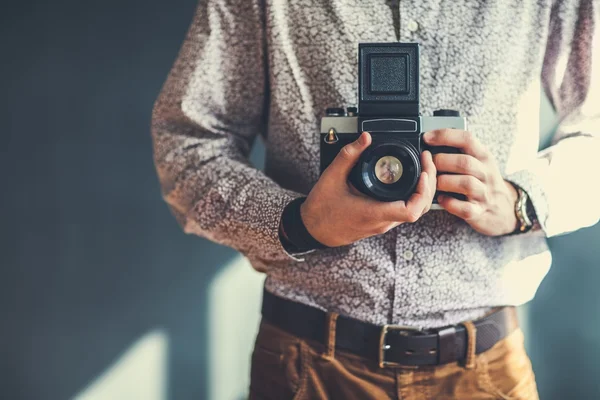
151, 0, 599, 328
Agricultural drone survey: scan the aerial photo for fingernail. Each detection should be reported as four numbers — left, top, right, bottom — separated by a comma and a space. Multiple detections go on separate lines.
359, 132, 368, 145
423, 131, 433, 141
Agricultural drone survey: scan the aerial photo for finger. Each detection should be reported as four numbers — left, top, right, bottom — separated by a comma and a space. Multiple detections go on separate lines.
421, 150, 437, 179
368, 221, 402, 236
432, 153, 487, 181
437, 175, 487, 202
428, 169, 437, 210
423, 129, 488, 160
324, 131, 371, 179
378, 172, 429, 223
404, 171, 429, 222
422, 151, 437, 213
422, 197, 431, 217
348, 182, 369, 198
414, 169, 429, 197
378, 201, 406, 222
437, 194, 483, 221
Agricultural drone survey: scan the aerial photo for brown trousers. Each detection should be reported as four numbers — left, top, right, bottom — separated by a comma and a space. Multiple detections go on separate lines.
249, 319, 539, 400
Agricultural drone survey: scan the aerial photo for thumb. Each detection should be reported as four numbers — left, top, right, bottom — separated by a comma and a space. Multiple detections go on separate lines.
326, 132, 372, 179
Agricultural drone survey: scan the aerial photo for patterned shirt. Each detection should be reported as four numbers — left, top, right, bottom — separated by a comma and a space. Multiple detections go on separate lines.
151, 0, 599, 328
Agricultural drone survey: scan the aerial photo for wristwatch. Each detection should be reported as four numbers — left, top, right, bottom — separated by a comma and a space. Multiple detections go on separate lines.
513, 185, 538, 233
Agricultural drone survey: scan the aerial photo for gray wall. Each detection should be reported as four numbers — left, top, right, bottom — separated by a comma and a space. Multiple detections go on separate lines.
530, 229, 600, 399
2, 1, 599, 399
2, 1, 235, 399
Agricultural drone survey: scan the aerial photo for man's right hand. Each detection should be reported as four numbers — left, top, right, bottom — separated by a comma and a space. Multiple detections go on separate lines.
301, 132, 437, 247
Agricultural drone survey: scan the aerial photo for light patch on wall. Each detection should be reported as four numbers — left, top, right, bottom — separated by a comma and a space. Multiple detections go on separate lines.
73, 330, 169, 400
208, 256, 266, 400
501, 251, 552, 306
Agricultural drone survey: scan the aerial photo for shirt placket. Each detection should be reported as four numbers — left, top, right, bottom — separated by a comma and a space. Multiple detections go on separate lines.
398, 1, 421, 41
392, 0, 423, 324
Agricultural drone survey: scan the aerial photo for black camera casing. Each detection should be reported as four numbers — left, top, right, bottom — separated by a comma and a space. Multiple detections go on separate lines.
319, 43, 467, 205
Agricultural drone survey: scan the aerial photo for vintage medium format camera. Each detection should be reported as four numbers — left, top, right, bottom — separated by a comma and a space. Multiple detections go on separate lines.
320, 43, 467, 204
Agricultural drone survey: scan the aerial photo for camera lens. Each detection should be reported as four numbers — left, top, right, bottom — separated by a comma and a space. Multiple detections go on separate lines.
352, 140, 421, 202
374, 156, 403, 184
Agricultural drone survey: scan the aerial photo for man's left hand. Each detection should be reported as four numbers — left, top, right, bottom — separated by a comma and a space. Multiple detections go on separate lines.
423, 129, 518, 237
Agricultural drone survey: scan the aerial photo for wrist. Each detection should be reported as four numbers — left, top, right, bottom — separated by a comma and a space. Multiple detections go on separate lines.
505, 180, 537, 234
280, 197, 328, 252
299, 201, 321, 244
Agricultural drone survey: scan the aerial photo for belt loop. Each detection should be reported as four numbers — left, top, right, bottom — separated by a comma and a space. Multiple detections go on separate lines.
323, 312, 339, 360
460, 321, 477, 369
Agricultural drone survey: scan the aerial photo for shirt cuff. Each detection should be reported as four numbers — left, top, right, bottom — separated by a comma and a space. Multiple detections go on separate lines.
260, 191, 309, 263
278, 197, 328, 258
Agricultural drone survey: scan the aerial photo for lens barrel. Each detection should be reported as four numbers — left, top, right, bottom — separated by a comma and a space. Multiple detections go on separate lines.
354, 139, 421, 202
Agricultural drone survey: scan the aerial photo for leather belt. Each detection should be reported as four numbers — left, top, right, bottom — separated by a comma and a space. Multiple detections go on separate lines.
261, 290, 518, 368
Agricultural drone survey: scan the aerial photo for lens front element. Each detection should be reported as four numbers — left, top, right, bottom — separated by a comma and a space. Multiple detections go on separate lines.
375, 156, 403, 184
355, 140, 421, 202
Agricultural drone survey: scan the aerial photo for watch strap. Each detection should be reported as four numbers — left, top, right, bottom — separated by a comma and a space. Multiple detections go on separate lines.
525, 194, 541, 232
280, 197, 328, 252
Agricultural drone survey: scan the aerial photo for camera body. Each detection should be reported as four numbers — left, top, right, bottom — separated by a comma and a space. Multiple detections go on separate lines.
320, 43, 467, 204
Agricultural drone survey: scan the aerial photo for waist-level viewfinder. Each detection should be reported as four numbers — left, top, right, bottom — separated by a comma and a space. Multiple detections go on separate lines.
359, 43, 419, 117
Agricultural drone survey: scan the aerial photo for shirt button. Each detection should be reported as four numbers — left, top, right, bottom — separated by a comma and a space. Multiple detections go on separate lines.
407, 20, 419, 32
403, 250, 414, 261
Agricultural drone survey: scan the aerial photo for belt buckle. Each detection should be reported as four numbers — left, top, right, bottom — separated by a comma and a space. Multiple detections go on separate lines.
378, 324, 426, 369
